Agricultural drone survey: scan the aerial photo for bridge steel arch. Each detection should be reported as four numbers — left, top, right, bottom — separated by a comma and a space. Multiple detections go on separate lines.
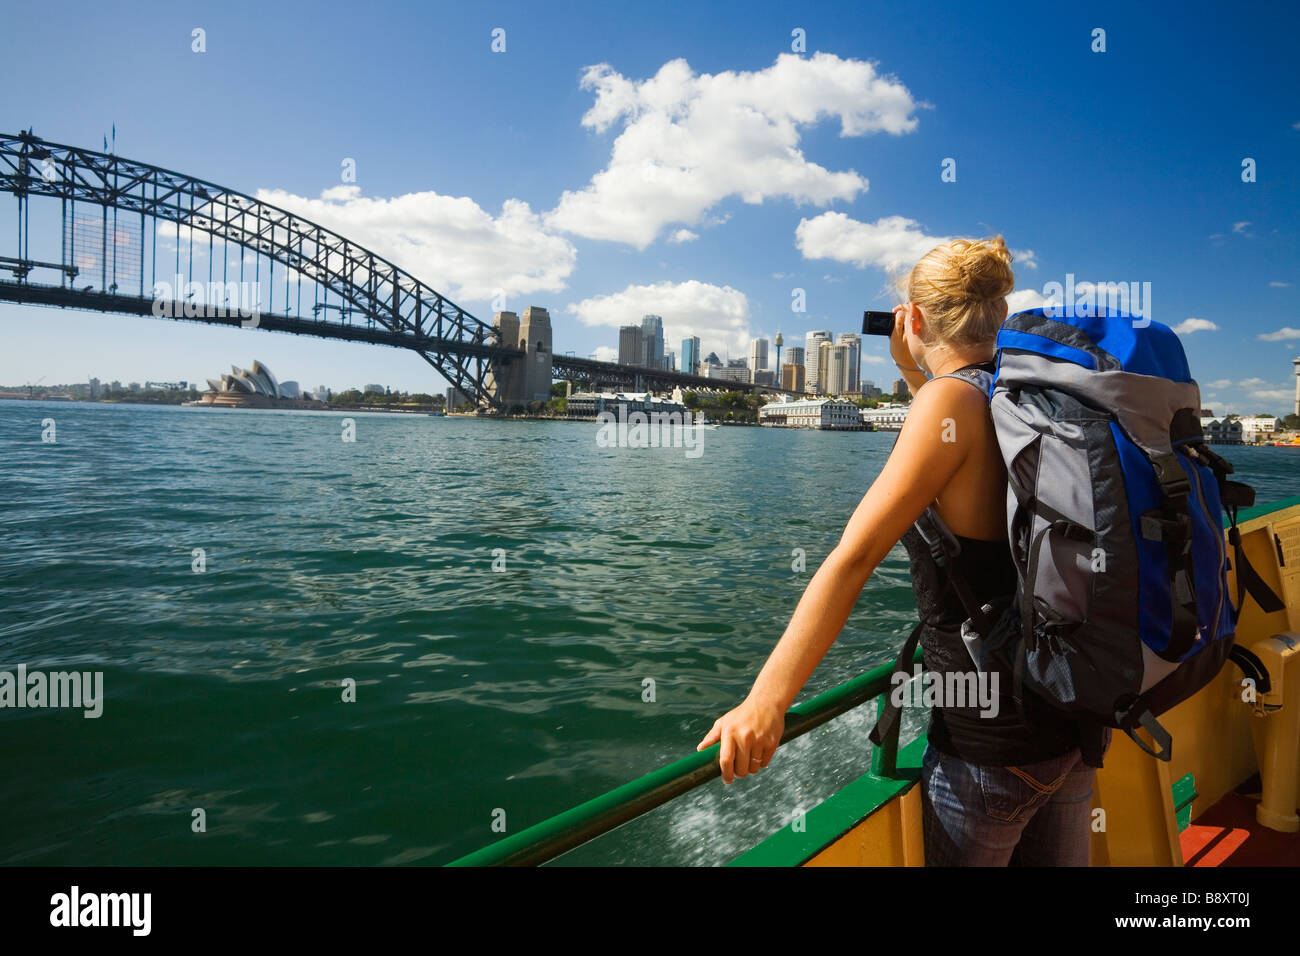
0, 131, 520, 407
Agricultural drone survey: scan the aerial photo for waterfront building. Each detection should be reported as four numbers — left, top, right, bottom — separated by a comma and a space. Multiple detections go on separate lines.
681, 336, 700, 376
759, 396, 863, 429
805, 330, 832, 392
1240, 415, 1282, 443
1200, 417, 1244, 445
861, 403, 910, 430
566, 390, 688, 420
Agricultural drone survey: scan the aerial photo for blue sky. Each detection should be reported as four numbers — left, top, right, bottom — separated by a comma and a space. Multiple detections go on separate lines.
1, 0, 1297, 413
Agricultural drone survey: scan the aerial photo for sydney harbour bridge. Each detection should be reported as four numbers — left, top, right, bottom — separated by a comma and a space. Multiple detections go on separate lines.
0, 131, 794, 410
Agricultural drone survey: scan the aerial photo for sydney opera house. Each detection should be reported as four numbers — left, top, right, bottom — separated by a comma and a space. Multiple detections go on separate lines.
188, 360, 326, 408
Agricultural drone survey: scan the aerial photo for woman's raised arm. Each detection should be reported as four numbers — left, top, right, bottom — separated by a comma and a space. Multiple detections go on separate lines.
695, 377, 983, 783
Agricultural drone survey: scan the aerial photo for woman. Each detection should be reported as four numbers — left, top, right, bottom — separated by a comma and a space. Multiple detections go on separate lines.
696, 236, 1106, 866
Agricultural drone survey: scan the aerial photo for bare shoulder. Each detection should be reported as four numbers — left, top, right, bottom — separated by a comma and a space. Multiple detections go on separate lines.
910, 376, 989, 429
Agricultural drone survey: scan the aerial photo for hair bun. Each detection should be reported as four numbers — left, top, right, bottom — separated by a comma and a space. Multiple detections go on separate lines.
953, 236, 1014, 303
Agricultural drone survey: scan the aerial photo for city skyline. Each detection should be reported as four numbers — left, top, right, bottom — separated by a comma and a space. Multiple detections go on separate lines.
0, 2, 1296, 415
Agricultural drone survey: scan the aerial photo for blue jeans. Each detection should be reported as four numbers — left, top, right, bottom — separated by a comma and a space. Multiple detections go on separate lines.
920, 737, 1108, 866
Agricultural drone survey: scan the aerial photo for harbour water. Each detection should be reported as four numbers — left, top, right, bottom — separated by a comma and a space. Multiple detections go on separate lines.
2, 400, 1297, 865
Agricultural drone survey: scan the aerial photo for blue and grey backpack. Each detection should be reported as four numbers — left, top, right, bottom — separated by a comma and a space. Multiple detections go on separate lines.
871, 307, 1283, 764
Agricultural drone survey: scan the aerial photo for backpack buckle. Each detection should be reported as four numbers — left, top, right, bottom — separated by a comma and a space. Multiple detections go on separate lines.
1140, 511, 1191, 548
913, 507, 960, 569
1151, 454, 1190, 501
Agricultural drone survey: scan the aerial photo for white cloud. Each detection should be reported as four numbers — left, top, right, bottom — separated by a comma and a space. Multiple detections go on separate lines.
253, 185, 577, 303
861, 352, 889, 364
795, 213, 1037, 288
1269, 281, 1290, 288
796, 213, 946, 273
546, 53, 923, 247
1232, 221, 1251, 234
591, 345, 618, 363
1239, 377, 1269, 389
669, 229, 699, 244
1006, 288, 1049, 315
1206, 378, 1233, 389
565, 280, 751, 356
1259, 327, 1300, 341
1248, 387, 1293, 404
1172, 318, 1219, 335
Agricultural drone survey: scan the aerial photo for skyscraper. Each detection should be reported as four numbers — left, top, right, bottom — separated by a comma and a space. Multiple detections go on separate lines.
786, 345, 804, 367
681, 336, 700, 376
619, 325, 645, 366
805, 330, 832, 392
780, 363, 805, 392
819, 341, 850, 396
641, 314, 664, 369
837, 333, 861, 393
749, 337, 770, 376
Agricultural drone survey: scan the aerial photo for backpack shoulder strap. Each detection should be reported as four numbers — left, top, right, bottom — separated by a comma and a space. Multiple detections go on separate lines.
912, 506, 995, 637
927, 363, 994, 401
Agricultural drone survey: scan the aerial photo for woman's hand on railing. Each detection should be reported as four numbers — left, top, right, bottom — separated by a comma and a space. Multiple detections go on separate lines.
696, 694, 786, 785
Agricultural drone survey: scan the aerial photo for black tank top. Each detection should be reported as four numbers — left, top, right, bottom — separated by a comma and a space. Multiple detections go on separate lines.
898, 363, 1082, 766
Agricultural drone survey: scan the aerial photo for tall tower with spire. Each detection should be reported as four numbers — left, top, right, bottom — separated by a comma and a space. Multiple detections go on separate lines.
774, 331, 784, 387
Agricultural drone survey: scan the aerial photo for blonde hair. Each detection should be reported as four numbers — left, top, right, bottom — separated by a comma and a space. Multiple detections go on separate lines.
895, 236, 1015, 348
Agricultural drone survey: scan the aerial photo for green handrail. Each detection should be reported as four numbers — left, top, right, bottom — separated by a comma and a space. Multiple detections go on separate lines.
445, 643, 922, 866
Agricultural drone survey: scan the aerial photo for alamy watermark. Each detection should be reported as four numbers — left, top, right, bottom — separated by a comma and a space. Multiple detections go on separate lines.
890, 663, 999, 718
0, 664, 103, 717
50, 886, 150, 936
151, 274, 261, 327
1040, 273, 1152, 327
595, 409, 706, 459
